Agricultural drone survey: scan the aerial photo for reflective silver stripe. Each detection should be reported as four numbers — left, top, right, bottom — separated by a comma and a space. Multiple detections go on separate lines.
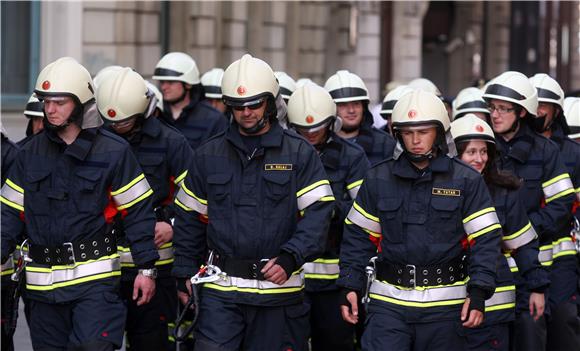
175, 186, 207, 215
1, 180, 24, 210
112, 175, 152, 210
502, 222, 537, 250
463, 210, 500, 237
538, 245, 553, 266
346, 202, 381, 234
348, 185, 361, 200
369, 279, 467, 307
119, 245, 174, 265
25, 256, 120, 289
504, 254, 518, 272
485, 287, 516, 309
1, 254, 14, 274
303, 260, 340, 277
297, 183, 334, 211
553, 238, 576, 259
543, 175, 574, 202
205, 272, 303, 294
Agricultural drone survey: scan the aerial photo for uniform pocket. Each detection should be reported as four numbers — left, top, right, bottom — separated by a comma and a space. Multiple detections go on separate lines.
429, 196, 460, 242
263, 172, 291, 218
207, 173, 232, 219
25, 169, 52, 216
75, 169, 103, 213
137, 154, 164, 183
377, 198, 403, 243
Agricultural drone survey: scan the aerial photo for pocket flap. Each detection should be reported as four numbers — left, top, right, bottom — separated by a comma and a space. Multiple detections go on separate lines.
138, 154, 164, 166
207, 173, 232, 185
431, 196, 460, 211
263, 171, 291, 185
75, 169, 102, 182
377, 197, 402, 211
26, 169, 51, 183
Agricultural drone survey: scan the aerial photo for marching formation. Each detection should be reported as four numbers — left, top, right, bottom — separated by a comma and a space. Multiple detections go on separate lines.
1, 51, 579, 351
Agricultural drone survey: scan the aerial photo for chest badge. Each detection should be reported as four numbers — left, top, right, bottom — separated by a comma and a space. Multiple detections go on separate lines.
265, 164, 293, 171
432, 187, 461, 197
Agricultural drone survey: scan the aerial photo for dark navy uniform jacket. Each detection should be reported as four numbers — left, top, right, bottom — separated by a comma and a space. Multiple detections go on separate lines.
338, 154, 501, 321
352, 111, 396, 166
304, 135, 369, 292
2, 133, 19, 186
1, 128, 159, 302
160, 94, 227, 151
172, 122, 334, 306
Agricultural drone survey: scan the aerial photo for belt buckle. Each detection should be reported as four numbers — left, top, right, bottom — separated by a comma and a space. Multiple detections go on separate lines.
63, 242, 76, 266
405, 264, 416, 288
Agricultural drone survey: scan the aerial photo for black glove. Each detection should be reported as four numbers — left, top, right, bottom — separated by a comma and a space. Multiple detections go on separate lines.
177, 278, 190, 295
276, 252, 296, 278
468, 287, 486, 313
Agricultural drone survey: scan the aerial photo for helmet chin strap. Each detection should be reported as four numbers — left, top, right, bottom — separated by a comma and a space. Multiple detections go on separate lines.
43, 103, 82, 132
499, 117, 520, 135
404, 148, 435, 163
240, 116, 268, 135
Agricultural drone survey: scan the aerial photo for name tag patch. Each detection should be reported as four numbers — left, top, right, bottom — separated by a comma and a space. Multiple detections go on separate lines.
265, 164, 293, 171
432, 187, 461, 197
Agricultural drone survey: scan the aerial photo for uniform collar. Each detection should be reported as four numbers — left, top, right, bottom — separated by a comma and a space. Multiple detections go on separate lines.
141, 117, 161, 138
46, 127, 98, 161
226, 121, 284, 152
497, 123, 535, 163
393, 153, 451, 180
319, 135, 342, 170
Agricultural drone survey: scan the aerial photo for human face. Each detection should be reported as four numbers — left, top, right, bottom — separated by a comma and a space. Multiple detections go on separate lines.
460, 140, 488, 173
488, 99, 519, 134
336, 101, 364, 131
537, 102, 557, 129
43, 96, 75, 127
231, 99, 268, 135
31, 117, 44, 134
399, 126, 438, 155
110, 116, 138, 135
296, 125, 329, 146
159, 81, 189, 103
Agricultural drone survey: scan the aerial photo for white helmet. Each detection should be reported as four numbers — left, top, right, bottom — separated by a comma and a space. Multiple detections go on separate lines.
221, 54, 279, 106
24, 93, 44, 118
392, 90, 450, 132
296, 78, 315, 89
93, 65, 123, 89
97, 68, 150, 122
274, 71, 297, 101
564, 97, 580, 139
34, 57, 95, 104
483, 71, 538, 116
529, 73, 564, 108
380, 85, 414, 116
450, 113, 495, 145
152, 52, 200, 85
452, 87, 490, 119
201, 68, 224, 99
287, 83, 339, 133
145, 81, 164, 112
408, 78, 442, 97
324, 70, 370, 103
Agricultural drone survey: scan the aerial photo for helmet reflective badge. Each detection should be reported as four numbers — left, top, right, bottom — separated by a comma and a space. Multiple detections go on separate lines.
152, 52, 200, 85
287, 84, 338, 132
222, 54, 279, 107
450, 114, 495, 145
34, 57, 95, 105
392, 90, 450, 132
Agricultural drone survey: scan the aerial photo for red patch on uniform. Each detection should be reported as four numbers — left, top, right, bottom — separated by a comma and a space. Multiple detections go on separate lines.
306, 115, 314, 124
42, 80, 50, 90
159, 314, 166, 321
237, 86, 246, 96
107, 109, 116, 118
101, 331, 109, 337
475, 125, 484, 132
408, 109, 417, 119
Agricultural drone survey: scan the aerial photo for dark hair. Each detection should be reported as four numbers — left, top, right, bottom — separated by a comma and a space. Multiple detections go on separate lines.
457, 141, 521, 190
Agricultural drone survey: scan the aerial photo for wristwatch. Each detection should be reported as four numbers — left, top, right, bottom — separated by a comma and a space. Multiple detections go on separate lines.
138, 268, 158, 279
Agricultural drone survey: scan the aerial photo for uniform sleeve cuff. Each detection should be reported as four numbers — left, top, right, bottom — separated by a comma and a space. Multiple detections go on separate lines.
276, 252, 296, 277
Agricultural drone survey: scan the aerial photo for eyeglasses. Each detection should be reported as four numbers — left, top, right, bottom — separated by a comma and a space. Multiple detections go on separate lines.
488, 104, 515, 115
229, 99, 265, 111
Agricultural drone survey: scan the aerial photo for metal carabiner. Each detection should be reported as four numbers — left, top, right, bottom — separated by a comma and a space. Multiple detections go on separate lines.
362, 256, 378, 305
572, 217, 580, 253
11, 239, 31, 282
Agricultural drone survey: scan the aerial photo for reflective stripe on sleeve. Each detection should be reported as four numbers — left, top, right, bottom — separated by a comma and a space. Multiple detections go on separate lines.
504, 254, 519, 273
485, 285, 516, 312
346, 201, 381, 235
111, 174, 153, 210
552, 237, 576, 259
542, 174, 575, 203
204, 272, 304, 294
118, 242, 174, 267
463, 207, 501, 241
296, 180, 335, 211
174, 183, 207, 215
25, 254, 121, 291
502, 222, 537, 250
538, 244, 554, 266
174, 170, 188, 186
369, 279, 468, 308
347, 180, 363, 199
304, 258, 340, 280
1, 254, 15, 276
1, 179, 24, 211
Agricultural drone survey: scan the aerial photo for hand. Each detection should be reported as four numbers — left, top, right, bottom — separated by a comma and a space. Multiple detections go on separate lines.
261, 257, 288, 285
461, 297, 484, 328
154, 221, 173, 248
529, 292, 545, 321
177, 278, 192, 306
133, 274, 156, 306
340, 291, 359, 324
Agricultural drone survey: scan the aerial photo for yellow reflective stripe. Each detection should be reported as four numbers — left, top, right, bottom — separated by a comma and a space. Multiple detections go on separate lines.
1, 269, 15, 276
26, 254, 120, 272
463, 207, 495, 224
320, 196, 335, 202
181, 183, 207, 204
6, 179, 24, 193
543, 174, 575, 203
296, 181, 334, 210
347, 179, 363, 190
468, 224, 502, 242
486, 303, 516, 312
296, 180, 330, 197
552, 237, 576, 259
353, 201, 379, 222
175, 198, 192, 212
0, 196, 24, 212
111, 173, 145, 195
542, 173, 570, 187
117, 189, 153, 210
304, 274, 339, 280
313, 258, 339, 264
346, 202, 381, 234
174, 170, 188, 185
370, 294, 465, 308
503, 222, 531, 240
546, 188, 575, 203
204, 283, 303, 294
26, 271, 121, 291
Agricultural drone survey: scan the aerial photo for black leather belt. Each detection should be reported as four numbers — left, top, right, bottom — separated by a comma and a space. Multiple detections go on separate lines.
214, 256, 269, 280
29, 232, 117, 266
375, 255, 468, 288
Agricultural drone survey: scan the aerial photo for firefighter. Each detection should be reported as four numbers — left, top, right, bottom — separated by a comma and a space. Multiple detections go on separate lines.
450, 115, 548, 351
152, 52, 227, 150
93, 65, 123, 90
287, 83, 370, 351
482, 71, 575, 351
0, 57, 159, 351
338, 89, 502, 350
145, 80, 164, 118
97, 68, 194, 350
172, 54, 334, 350
274, 71, 297, 105
452, 87, 491, 123
324, 70, 396, 165
18, 93, 44, 146
201, 68, 227, 114
408, 77, 452, 119
564, 97, 580, 142
528, 73, 580, 350
379, 85, 414, 135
